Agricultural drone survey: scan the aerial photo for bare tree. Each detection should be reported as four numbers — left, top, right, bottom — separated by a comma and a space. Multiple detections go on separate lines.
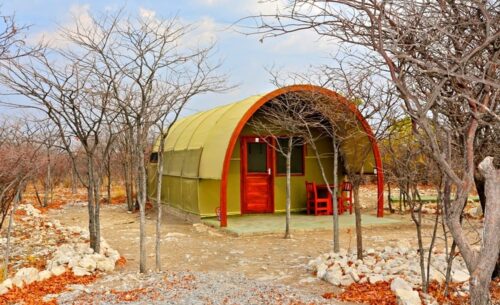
254, 1, 499, 302
61, 11, 228, 273
0, 30, 118, 253
249, 97, 309, 239
0, 119, 44, 279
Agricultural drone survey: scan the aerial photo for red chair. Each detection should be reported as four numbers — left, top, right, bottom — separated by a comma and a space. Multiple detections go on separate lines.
305, 181, 330, 215
338, 182, 353, 214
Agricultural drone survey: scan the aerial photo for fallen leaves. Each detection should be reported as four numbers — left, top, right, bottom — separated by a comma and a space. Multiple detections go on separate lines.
14, 209, 27, 216
336, 281, 397, 305
0, 271, 98, 305
111, 287, 149, 302
115, 256, 127, 268
329, 279, 500, 305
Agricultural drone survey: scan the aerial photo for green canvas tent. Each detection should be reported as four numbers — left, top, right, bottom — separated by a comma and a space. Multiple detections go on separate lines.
148, 84, 384, 227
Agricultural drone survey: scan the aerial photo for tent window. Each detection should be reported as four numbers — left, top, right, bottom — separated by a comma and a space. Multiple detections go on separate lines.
276, 138, 304, 175
150, 152, 159, 163
247, 142, 267, 173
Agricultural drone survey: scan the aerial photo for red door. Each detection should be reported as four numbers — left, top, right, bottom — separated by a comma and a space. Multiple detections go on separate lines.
241, 137, 274, 213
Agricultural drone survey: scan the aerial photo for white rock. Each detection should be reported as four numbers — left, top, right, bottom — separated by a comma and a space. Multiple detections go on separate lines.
429, 269, 446, 284
391, 277, 413, 292
340, 274, 354, 286
325, 269, 342, 286
316, 263, 328, 279
51, 266, 66, 276
421, 293, 438, 305
15, 267, 39, 285
398, 247, 409, 255
349, 270, 360, 282
299, 277, 317, 284
359, 277, 368, 284
0, 284, 8, 295
395, 289, 421, 305
451, 269, 470, 282
373, 266, 382, 273
76, 243, 94, 255
68, 257, 80, 269
369, 275, 384, 284
72, 266, 90, 277
38, 270, 52, 281
461, 281, 470, 291
105, 249, 120, 262
308, 257, 322, 270
78, 256, 97, 272
96, 258, 115, 272
358, 264, 371, 274
12, 277, 24, 289
2, 279, 12, 289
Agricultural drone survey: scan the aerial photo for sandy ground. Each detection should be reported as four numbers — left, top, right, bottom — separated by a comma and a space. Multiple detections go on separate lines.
46, 184, 483, 302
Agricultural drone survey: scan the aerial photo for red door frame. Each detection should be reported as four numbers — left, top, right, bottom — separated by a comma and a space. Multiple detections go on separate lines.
240, 136, 274, 214
219, 85, 384, 227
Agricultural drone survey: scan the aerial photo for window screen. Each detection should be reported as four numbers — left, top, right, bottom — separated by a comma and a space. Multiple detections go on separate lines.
276, 138, 304, 174
149, 152, 159, 163
247, 142, 267, 173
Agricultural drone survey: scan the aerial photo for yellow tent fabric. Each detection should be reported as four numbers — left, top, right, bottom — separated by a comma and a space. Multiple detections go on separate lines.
156, 90, 376, 180
160, 95, 263, 180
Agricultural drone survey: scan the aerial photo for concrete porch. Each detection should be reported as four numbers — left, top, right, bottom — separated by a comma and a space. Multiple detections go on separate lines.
202, 212, 401, 236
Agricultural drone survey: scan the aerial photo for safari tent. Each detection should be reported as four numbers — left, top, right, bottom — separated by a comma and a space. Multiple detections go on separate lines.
148, 85, 384, 227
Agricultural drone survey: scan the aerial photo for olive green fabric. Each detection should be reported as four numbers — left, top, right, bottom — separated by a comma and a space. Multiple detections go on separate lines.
149, 90, 377, 218
156, 95, 263, 180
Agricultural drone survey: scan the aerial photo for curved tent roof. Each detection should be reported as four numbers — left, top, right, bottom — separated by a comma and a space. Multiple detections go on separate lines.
158, 95, 263, 180
156, 85, 381, 182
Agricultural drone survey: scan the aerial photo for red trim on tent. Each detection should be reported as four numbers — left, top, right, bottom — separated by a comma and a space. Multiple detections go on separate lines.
219, 85, 384, 227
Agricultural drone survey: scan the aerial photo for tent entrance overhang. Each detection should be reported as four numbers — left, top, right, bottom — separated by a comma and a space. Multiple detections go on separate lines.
219, 85, 384, 227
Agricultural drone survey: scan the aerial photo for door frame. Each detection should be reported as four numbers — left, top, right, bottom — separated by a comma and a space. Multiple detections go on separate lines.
240, 136, 274, 214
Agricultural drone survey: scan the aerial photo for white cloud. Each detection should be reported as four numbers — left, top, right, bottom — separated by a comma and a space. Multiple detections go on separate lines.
193, 0, 281, 15
27, 4, 93, 48
139, 7, 157, 19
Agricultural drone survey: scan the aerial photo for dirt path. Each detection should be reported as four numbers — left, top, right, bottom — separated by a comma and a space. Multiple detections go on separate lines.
47, 201, 452, 300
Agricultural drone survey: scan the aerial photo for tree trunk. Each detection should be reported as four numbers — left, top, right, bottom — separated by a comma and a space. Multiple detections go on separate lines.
352, 176, 362, 260
94, 177, 101, 254
332, 139, 339, 253
124, 160, 134, 211
426, 183, 441, 292
387, 182, 394, 213
3, 184, 22, 280
71, 163, 77, 195
409, 187, 428, 293
155, 135, 166, 271
284, 138, 292, 239
468, 157, 500, 305
43, 147, 51, 207
87, 155, 100, 253
106, 152, 111, 204
137, 146, 148, 273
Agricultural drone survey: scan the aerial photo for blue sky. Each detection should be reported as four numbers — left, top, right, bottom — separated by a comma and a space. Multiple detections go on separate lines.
2, 0, 336, 117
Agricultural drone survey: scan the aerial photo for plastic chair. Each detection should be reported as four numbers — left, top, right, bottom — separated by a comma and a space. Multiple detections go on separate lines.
305, 181, 330, 215
339, 182, 353, 214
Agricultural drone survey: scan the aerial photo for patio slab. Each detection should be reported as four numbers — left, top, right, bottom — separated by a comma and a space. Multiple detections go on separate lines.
202, 213, 401, 236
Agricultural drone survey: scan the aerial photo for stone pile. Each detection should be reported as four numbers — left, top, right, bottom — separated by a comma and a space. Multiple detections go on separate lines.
308, 246, 472, 304
0, 203, 121, 295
